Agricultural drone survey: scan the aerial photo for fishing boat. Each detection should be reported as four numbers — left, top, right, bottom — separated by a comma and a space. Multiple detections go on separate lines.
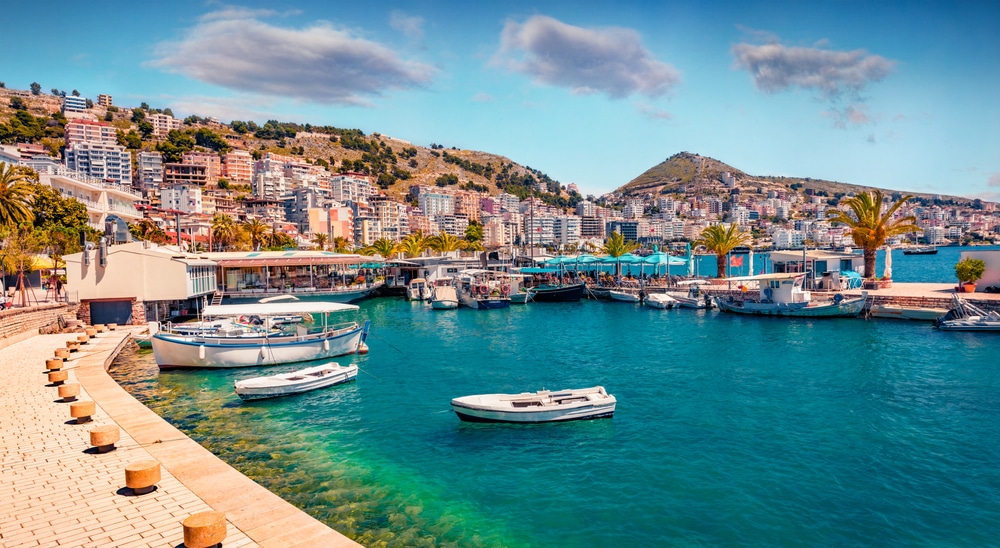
516, 267, 585, 302
151, 302, 370, 369
234, 363, 358, 401
509, 289, 533, 304
667, 281, 714, 309
455, 270, 512, 309
644, 293, 678, 309
936, 296, 1000, 331
902, 246, 938, 255
609, 289, 641, 303
407, 278, 431, 301
451, 386, 616, 423
714, 273, 867, 318
430, 279, 459, 310
869, 304, 949, 321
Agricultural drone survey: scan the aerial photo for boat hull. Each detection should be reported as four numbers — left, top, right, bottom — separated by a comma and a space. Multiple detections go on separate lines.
451, 387, 616, 423
869, 305, 948, 321
645, 294, 677, 309
715, 296, 865, 317
527, 283, 585, 302
235, 365, 358, 401
453, 406, 615, 423
431, 299, 459, 309
153, 324, 366, 369
609, 291, 640, 303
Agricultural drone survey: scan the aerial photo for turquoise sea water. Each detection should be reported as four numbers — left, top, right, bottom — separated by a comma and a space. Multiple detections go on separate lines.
112, 293, 1000, 546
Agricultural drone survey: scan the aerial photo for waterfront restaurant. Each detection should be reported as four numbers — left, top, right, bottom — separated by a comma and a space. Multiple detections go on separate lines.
769, 249, 865, 290
202, 250, 383, 300
64, 241, 218, 325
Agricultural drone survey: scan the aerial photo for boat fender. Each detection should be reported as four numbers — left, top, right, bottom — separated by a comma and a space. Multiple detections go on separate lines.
198, 345, 205, 360
323, 339, 330, 351
833, 294, 844, 304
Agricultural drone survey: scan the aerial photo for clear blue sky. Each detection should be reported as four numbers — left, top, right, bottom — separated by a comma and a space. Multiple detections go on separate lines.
3, 1, 998, 200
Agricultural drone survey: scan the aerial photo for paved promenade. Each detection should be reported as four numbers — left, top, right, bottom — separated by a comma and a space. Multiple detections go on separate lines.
0, 329, 359, 547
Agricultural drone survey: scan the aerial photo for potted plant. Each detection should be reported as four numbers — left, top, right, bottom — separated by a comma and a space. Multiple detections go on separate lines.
955, 257, 986, 293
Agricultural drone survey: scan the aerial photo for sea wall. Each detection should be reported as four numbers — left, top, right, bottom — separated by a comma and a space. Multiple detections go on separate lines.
0, 303, 76, 349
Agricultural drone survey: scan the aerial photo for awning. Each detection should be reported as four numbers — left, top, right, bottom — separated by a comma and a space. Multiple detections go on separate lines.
214, 257, 367, 267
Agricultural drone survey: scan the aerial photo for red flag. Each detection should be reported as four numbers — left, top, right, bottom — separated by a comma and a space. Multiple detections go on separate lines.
730, 255, 744, 267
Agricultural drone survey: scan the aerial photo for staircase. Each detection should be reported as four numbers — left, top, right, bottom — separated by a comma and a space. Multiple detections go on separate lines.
210, 290, 224, 306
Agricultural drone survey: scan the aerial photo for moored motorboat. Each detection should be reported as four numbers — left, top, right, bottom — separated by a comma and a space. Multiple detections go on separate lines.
455, 269, 512, 309
645, 293, 678, 309
152, 302, 370, 369
667, 281, 714, 309
869, 304, 948, 321
902, 246, 938, 255
235, 363, 358, 401
609, 289, 640, 303
407, 278, 431, 301
431, 285, 459, 309
936, 296, 1000, 331
714, 273, 867, 318
451, 386, 616, 423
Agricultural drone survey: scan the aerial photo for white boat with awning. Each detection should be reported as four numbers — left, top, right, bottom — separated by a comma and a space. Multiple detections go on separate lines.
714, 273, 867, 318
451, 386, 616, 423
235, 363, 358, 401
152, 301, 370, 369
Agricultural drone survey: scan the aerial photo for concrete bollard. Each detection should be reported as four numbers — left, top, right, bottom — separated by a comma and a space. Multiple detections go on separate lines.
182, 511, 227, 548
89, 425, 120, 453
66, 340, 81, 352
48, 370, 69, 385
85, 327, 98, 338
54, 348, 71, 360
77, 334, 90, 344
95, 324, 107, 333
124, 460, 160, 495
58, 383, 80, 402
108, 323, 118, 331
69, 401, 96, 423
46, 358, 63, 371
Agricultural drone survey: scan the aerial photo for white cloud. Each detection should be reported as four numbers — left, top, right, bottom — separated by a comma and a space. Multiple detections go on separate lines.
165, 94, 281, 123
150, 7, 435, 106
390, 10, 424, 40
732, 36, 895, 127
494, 15, 680, 99
989, 173, 1000, 187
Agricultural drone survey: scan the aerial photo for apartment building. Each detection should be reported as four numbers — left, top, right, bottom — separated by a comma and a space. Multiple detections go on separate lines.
164, 163, 209, 187
160, 185, 203, 214
62, 95, 87, 113
418, 191, 455, 216
182, 151, 221, 182
148, 113, 182, 136
221, 150, 253, 184
97, 94, 112, 108
136, 151, 164, 194
65, 120, 116, 146
65, 142, 132, 185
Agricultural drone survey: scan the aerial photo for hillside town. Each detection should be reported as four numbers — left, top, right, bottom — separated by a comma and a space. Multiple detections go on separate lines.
2, 86, 998, 253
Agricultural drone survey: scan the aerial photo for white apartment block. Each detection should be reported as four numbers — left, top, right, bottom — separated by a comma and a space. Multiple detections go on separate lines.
434, 215, 469, 238
329, 174, 375, 204
65, 142, 132, 185
253, 171, 288, 201
576, 200, 596, 217
497, 192, 521, 212
148, 113, 182, 136
64, 120, 116, 146
160, 185, 203, 215
523, 216, 555, 246
923, 226, 946, 244
419, 192, 456, 216
62, 95, 87, 113
553, 215, 581, 246
137, 152, 163, 193
772, 229, 806, 249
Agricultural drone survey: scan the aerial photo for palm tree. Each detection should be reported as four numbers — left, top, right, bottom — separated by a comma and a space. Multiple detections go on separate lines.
331, 236, 351, 253
398, 232, 428, 258
428, 232, 464, 256
211, 214, 238, 251
311, 232, 329, 251
602, 231, 639, 258
696, 224, 751, 279
365, 238, 398, 259
0, 162, 36, 229
826, 190, 919, 279
131, 219, 170, 244
242, 218, 268, 251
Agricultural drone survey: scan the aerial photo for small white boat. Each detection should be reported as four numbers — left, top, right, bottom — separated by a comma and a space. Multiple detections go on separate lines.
509, 290, 533, 304
235, 363, 358, 401
452, 386, 616, 423
431, 285, 459, 309
609, 290, 640, 303
644, 293, 678, 309
869, 304, 948, 321
407, 278, 431, 301
936, 296, 1000, 331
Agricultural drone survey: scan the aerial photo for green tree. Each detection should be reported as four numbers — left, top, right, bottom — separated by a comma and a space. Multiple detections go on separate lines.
30, 82, 41, 95
465, 220, 483, 245
331, 236, 351, 253
71, 89, 80, 97
365, 238, 398, 259
311, 232, 329, 251
602, 230, 640, 258
117, 130, 142, 150
211, 214, 239, 251
0, 163, 36, 229
193, 128, 230, 153
825, 190, 919, 280
156, 129, 195, 162
0, 225, 41, 306
131, 109, 146, 124
398, 232, 428, 258
242, 218, 269, 251
9, 97, 28, 110
129, 219, 170, 245
138, 121, 154, 140
695, 224, 751, 279
427, 232, 464, 255
28, 182, 90, 230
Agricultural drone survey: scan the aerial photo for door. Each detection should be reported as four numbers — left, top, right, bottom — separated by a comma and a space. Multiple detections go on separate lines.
90, 300, 133, 325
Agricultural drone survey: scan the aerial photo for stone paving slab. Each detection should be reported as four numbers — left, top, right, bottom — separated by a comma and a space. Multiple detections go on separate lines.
1, 329, 360, 547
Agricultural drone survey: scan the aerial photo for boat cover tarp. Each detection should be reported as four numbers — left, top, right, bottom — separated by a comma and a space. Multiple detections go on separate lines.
204, 302, 359, 317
